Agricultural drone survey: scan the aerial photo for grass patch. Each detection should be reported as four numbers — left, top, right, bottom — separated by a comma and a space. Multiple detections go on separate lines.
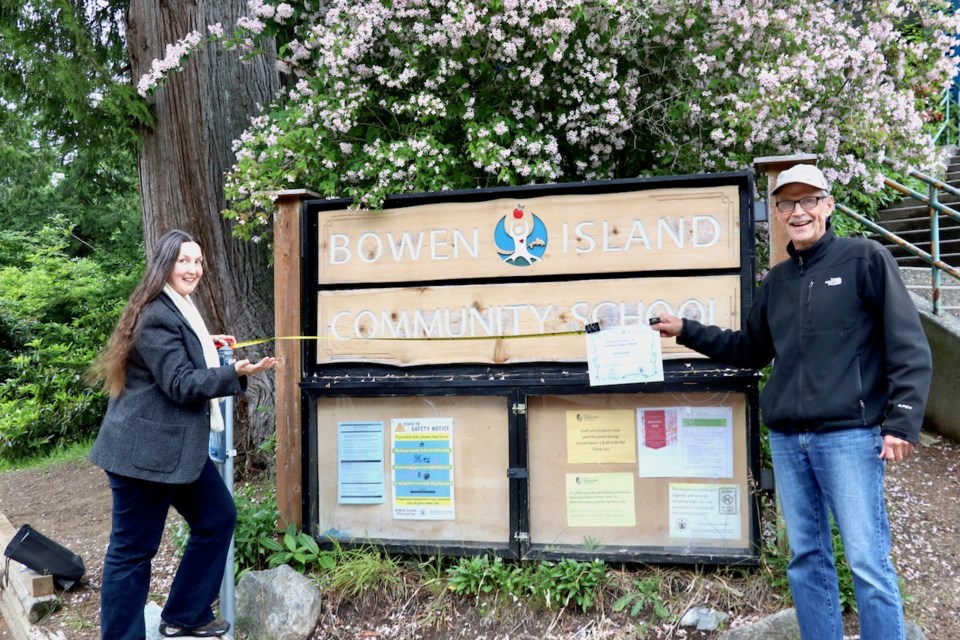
325, 539, 405, 601
0, 438, 94, 473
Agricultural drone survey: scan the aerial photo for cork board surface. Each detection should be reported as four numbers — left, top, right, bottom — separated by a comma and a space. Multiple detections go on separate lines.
527, 392, 751, 551
315, 395, 511, 544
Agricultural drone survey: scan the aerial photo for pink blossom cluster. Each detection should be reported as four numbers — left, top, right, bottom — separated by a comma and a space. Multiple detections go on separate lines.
638, 0, 960, 191
188, 0, 960, 237
136, 30, 205, 96
222, 0, 657, 230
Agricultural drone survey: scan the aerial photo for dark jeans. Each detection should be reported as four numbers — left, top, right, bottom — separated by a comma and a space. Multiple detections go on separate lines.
100, 459, 237, 640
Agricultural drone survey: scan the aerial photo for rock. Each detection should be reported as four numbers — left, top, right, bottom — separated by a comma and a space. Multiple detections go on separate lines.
144, 602, 235, 640
906, 620, 928, 640
144, 603, 162, 640
717, 609, 926, 640
236, 564, 322, 640
918, 432, 941, 448
680, 605, 730, 632
718, 608, 801, 639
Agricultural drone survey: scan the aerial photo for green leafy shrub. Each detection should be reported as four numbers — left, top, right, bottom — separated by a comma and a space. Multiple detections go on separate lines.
613, 575, 670, 620
231, 485, 282, 581
760, 502, 857, 613
0, 340, 105, 455
175, 0, 960, 243
0, 221, 139, 462
446, 555, 609, 612
173, 483, 286, 582
0, 311, 31, 390
262, 523, 335, 574
446, 555, 524, 601
832, 523, 857, 613
531, 558, 609, 612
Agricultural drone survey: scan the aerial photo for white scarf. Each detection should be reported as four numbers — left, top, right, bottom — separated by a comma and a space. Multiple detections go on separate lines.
162, 284, 225, 432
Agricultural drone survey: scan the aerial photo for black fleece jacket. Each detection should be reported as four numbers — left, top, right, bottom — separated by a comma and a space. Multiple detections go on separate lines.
678, 223, 932, 444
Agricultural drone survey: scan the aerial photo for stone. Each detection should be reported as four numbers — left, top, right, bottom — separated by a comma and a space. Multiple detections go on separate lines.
718, 608, 801, 639
906, 620, 928, 640
717, 609, 927, 640
679, 605, 730, 632
144, 602, 235, 640
236, 564, 322, 640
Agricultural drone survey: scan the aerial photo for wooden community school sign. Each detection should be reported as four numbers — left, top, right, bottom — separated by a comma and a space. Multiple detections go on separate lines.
308, 174, 750, 366
276, 172, 761, 565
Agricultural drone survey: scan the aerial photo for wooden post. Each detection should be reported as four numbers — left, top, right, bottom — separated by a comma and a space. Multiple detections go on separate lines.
753, 154, 819, 267
272, 189, 317, 529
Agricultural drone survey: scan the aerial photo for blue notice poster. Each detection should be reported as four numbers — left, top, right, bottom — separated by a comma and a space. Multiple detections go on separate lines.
391, 417, 455, 520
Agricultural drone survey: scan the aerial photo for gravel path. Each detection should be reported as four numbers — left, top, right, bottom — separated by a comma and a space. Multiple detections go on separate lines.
885, 432, 960, 637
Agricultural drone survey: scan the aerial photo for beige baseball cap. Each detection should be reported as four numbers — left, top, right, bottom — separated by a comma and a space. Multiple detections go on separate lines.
772, 164, 830, 194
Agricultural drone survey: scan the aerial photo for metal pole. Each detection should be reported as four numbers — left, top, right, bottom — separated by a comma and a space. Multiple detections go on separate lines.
929, 185, 943, 316
216, 345, 237, 635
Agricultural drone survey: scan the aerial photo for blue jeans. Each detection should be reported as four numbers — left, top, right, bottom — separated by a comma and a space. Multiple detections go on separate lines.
100, 459, 237, 640
769, 426, 904, 640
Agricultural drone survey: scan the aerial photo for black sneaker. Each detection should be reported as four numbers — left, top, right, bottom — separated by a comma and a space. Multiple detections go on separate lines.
158, 618, 230, 637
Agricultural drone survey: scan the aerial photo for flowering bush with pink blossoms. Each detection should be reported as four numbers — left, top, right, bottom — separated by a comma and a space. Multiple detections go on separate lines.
137, 0, 960, 241
640, 1, 960, 193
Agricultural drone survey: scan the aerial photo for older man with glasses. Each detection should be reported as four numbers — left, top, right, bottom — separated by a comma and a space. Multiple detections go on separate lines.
652, 163, 931, 639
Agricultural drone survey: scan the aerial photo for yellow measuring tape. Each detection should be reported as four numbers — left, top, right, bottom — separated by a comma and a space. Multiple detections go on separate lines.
233, 329, 588, 349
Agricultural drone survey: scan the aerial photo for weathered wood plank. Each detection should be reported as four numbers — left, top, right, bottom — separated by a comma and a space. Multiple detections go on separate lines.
316, 275, 739, 366
273, 194, 304, 529
317, 186, 741, 283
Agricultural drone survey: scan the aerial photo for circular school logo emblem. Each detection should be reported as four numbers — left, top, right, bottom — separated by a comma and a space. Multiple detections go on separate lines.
494, 206, 547, 266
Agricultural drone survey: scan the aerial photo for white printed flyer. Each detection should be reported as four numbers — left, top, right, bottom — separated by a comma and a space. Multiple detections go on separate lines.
637, 406, 734, 478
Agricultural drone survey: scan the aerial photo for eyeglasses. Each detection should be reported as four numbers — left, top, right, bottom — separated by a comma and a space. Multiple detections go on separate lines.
775, 195, 830, 214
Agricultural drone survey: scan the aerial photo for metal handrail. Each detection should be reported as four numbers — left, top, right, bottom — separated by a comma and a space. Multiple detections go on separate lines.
933, 86, 960, 147
816, 86, 960, 315
839, 158, 960, 316
215, 344, 237, 635
881, 177, 960, 220
835, 203, 960, 279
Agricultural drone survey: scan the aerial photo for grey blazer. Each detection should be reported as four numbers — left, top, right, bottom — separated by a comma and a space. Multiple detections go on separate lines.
89, 294, 245, 484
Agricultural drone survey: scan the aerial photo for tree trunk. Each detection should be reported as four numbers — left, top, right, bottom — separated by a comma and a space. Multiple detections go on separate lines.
127, 0, 281, 463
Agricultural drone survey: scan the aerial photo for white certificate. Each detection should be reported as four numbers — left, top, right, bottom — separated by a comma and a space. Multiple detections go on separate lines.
586, 324, 664, 386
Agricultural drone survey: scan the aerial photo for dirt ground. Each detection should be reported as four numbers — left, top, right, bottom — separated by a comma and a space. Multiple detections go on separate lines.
0, 432, 958, 640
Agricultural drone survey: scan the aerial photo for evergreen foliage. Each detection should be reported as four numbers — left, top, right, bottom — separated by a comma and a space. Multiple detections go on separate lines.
0, 0, 146, 258
0, 220, 140, 461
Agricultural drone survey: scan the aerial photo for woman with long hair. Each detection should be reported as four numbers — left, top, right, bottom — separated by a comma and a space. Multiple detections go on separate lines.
88, 229, 276, 639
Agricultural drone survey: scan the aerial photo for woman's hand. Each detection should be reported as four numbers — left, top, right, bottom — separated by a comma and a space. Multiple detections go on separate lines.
211, 335, 237, 348
235, 356, 277, 376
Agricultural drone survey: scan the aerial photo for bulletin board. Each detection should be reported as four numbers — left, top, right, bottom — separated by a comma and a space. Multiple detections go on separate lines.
526, 391, 752, 559
312, 395, 513, 551
281, 171, 761, 564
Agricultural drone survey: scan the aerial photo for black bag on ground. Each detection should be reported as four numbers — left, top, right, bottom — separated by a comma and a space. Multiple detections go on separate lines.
3, 524, 85, 590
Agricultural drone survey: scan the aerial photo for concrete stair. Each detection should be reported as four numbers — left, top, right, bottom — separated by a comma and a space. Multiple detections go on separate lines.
871, 152, 960, 268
